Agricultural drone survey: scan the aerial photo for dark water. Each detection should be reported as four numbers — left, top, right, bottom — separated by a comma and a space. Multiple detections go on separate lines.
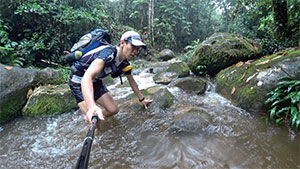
0, 69, 299, 169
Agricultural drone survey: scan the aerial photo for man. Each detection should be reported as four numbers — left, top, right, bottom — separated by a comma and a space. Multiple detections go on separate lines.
69, 31, 152, 124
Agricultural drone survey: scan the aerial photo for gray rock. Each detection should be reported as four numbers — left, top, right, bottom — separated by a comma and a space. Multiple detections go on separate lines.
170, 108, 211, 133
0, 64, 65, 124
153, 61, 190, 84
157, 49, 175, 61
22, 84, 77, 116
173, 77, 207, 94
188, 32, 262, 76
148, 88, 174, 113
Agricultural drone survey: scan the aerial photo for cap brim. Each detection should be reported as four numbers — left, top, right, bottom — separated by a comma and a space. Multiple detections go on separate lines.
130, 39, 146, 47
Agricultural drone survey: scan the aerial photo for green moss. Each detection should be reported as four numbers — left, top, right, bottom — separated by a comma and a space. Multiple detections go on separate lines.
23, 92, 76, 116
22, 84, 77, 116
167, 62, 190, 77
127, 89, 152, 100
160, 88, 173, 109
189, 33, 262, 75
216, 49, 300, 112
0, 89, 28, 124
254, 49, 300, 66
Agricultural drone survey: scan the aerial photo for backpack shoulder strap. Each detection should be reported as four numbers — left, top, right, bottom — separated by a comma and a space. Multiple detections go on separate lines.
82, 45, 110, 58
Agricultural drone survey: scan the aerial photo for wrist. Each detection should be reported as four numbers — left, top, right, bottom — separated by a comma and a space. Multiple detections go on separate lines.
139, 97, 145, 102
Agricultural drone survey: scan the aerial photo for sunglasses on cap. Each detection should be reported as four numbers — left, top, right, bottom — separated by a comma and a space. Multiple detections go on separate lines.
124, 35, 146, 48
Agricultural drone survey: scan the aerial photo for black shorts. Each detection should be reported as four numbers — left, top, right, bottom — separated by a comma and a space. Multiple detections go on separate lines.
68, 74, 109, 103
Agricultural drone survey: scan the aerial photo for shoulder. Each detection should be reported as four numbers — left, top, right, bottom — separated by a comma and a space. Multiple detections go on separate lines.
96, 45, 116, 63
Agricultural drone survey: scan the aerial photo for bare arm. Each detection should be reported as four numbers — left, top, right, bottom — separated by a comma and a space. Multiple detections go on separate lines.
126, 74, 152, 109
81, 58, 105, 122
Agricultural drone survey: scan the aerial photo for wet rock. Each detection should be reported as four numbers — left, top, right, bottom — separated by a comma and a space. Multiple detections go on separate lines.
153, 61, 190, 84
22, 84, 77, 116
118, 86, 173, 114
157, 49, 175, 61
216, 48, 300, 113
188, 32, 262, 76
0, 64, 65, 124
170, 108, 211, 133
148, 88, 174, 113
173, 77, 207, 94
35, 67, 66, 85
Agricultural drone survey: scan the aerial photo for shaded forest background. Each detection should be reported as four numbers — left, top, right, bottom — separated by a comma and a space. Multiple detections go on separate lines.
0, 0, 299, 68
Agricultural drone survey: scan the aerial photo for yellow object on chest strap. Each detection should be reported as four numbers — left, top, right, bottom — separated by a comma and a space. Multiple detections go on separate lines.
122, 65, 132, 72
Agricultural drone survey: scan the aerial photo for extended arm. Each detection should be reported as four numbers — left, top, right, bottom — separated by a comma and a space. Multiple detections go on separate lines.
81, 58, 105, 122
126, 74, 152, 109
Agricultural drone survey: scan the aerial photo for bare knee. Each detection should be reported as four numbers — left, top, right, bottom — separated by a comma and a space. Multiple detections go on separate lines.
104, 106, 119, 117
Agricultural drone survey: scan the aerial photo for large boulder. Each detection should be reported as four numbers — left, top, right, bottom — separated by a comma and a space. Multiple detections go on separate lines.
170, 107, 212, 133
156, 49, 175, 61
118, 87, 174, 114
0, 64, 65, 124
216, 48, 300, 113
22, 84, 77, 116
173, 77, 207, 94
148, 88, 174, 112
188, 32, 262, 76
153, 61, 190, 84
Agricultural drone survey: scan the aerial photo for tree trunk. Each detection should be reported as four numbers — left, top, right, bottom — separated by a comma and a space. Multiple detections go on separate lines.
272, 0, 288, 39
123, 0, 128, 25
148, 0, 154, 46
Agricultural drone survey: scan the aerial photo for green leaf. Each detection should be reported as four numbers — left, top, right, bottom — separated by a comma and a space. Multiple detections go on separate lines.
276, 107, 290, 116
275, 118, 283, 124
271, 99, 282, 107
277, 80, 296, 87
284, 91, 300, 104
265, 92, 280, 104
296, 114, 300, 129
270, 106, 277, 120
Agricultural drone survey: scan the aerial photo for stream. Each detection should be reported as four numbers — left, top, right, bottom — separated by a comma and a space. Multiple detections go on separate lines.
0, 62, 299, 169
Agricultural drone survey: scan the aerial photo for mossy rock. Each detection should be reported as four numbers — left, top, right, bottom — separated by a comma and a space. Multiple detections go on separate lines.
22, 84, 78, 116
174, 77, 207, 94
118, 87, 173, 114
0, 88, 28, 124
35, 67, 66, 85
153, 61, 190, 84
188, 32, 262, 76
148, 88, 174, 111
126, 87, 154, 101
216, 48, 300, 113
0, 64, 65, 124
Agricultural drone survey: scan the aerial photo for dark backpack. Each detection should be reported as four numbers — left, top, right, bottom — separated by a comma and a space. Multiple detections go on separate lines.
67, 29, 132, 84
65, 28, 111, 65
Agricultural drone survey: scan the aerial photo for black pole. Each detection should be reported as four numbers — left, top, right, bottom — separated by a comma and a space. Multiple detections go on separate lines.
75, 115, 99, 169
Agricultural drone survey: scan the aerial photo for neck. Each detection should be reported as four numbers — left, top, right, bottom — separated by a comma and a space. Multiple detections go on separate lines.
116, 46, 125, 62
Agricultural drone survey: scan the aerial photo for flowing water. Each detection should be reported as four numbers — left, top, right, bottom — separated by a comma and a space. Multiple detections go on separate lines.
0, 64, 299, 169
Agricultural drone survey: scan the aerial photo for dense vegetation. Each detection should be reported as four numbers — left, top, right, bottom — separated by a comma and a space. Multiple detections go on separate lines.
0, 0, 299, 129
1, 0, 299, 67
265, 78, 300, 129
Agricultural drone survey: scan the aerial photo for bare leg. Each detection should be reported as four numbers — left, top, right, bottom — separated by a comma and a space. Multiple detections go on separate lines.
77, 92, 119, 117
96, 92, 119, 117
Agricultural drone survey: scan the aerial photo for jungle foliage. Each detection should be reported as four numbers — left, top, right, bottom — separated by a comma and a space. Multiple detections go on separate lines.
265, 78, 300, 129
1, 0, 299, 67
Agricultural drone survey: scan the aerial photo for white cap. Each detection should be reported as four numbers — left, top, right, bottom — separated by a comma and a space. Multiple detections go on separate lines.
120, 31, 146, 47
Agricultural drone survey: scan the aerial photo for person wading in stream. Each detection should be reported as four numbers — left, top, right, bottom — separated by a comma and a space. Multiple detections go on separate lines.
68, 31, 152, 124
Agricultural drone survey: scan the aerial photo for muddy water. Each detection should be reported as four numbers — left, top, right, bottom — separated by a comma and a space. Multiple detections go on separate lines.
0, 67, 299, 169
